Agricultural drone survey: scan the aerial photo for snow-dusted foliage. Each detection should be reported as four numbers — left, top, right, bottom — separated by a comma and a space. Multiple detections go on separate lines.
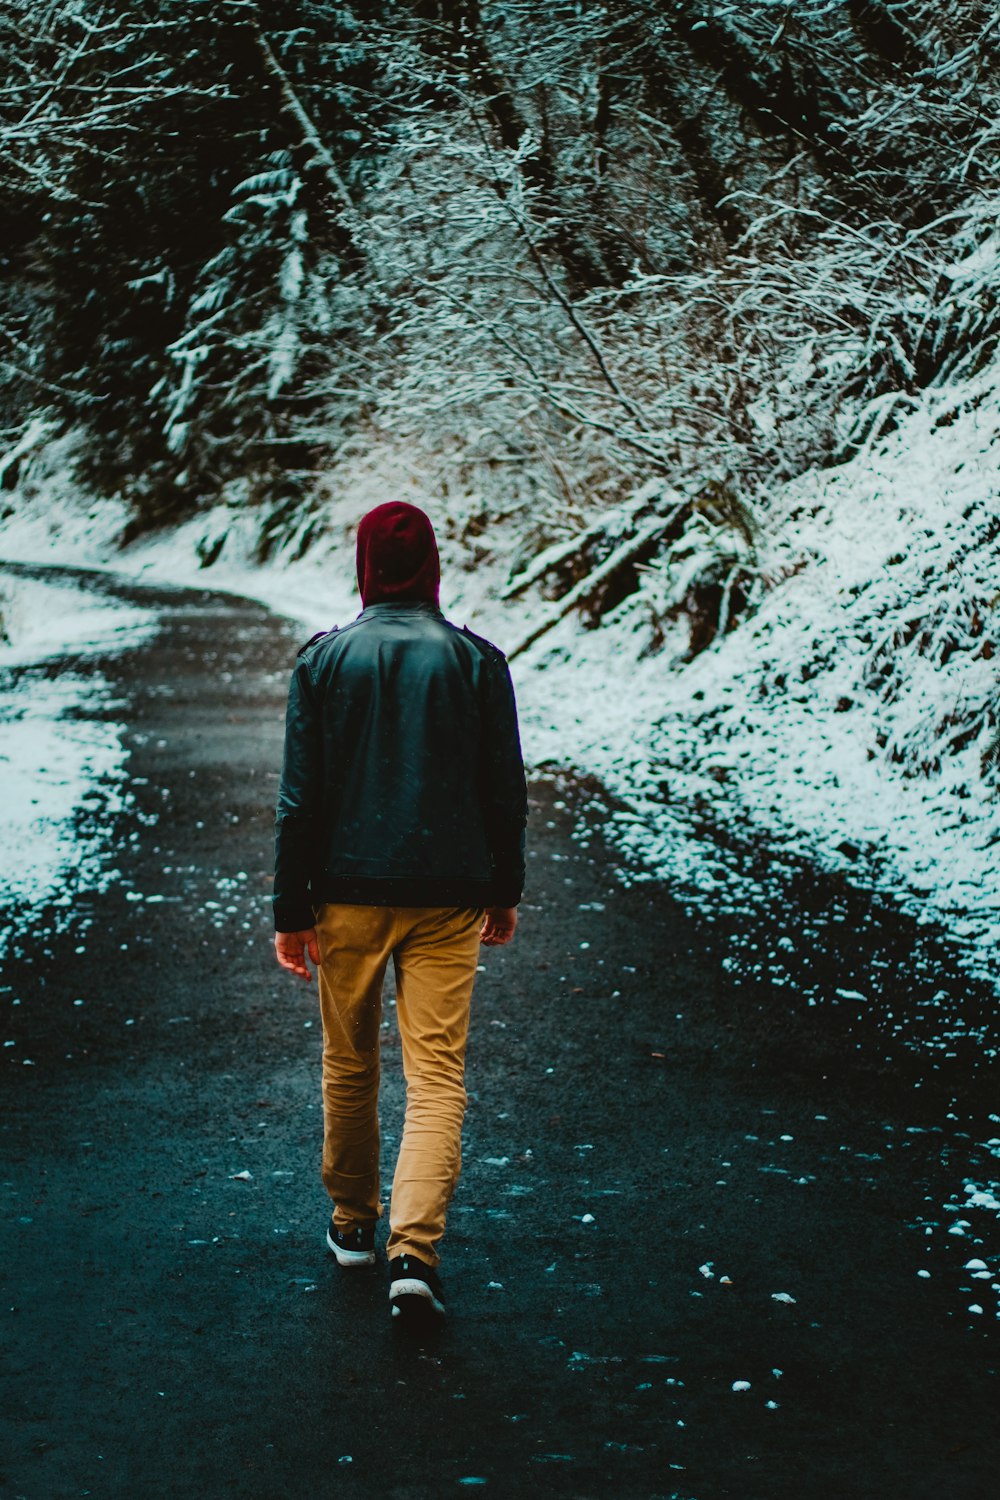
4, 3, 997, 529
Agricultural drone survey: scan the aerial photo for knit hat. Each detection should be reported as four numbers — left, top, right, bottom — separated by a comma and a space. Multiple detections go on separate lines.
356, 501, 441, 606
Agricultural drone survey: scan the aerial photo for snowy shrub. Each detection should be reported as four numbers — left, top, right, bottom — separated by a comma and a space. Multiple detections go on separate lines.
636, 486, 761, 658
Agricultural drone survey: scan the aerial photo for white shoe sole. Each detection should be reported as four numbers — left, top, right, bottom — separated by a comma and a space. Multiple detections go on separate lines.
389, 1278, 446, 1318
326, 1228, 376, 1266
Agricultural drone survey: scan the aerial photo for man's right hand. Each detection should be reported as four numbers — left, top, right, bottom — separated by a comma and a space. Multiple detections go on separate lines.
480, 906, 518, 947
274, 928, 320, 981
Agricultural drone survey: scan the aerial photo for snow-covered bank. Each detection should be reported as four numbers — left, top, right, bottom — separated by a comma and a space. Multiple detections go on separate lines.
0, 570, 155, 950
1, 361, 998, 988
518, 363, 1000, 991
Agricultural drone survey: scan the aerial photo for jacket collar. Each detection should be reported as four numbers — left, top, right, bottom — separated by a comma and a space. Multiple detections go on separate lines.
356, 600, 444, 620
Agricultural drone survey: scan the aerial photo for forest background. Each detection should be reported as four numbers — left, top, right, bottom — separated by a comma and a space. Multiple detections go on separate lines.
1, 0, 999, 983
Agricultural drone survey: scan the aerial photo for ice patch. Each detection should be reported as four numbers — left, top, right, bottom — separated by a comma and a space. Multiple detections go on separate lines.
964, 1184, 1000, 1213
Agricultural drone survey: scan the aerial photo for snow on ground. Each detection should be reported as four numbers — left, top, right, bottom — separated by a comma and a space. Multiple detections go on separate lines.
1, 357, 998, 987
0, 568, 155, 666
0, 570, 155, 949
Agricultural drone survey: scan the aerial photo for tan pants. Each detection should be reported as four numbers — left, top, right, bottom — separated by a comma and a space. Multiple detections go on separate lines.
314, 903, 485, 1267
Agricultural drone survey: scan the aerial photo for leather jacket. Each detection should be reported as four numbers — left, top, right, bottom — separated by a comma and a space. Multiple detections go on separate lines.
273, 601, 527, 931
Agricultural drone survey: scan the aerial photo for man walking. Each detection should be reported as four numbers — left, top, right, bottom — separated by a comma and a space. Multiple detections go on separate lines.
272, 501, 527, 1323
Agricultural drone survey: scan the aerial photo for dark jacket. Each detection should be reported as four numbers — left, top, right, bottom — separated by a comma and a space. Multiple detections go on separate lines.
273, 601, 527, 932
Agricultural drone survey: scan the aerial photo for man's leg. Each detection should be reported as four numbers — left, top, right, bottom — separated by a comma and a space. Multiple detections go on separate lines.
386, 906, 484, 1268
315, 904, 396, 1232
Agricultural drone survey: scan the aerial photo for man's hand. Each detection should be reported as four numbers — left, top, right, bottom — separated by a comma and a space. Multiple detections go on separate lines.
274, 927, 320, 982
480, 906, 518, 947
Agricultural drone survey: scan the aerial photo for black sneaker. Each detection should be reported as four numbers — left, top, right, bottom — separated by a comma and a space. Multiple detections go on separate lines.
388, 1254, 446, 1320
326, 1215, 376, 1267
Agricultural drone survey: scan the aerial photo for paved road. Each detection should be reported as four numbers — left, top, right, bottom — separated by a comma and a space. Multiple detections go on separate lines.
1, 568, 998, 1499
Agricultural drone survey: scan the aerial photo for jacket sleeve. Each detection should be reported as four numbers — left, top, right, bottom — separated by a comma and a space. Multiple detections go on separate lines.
478, 650, 528, 906
273, 656, 323, 932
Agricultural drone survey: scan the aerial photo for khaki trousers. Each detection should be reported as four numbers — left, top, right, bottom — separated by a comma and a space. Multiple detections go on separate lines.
314, 903, 485, 1267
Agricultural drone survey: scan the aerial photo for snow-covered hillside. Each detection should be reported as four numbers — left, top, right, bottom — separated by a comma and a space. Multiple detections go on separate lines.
2, 346, 998, 987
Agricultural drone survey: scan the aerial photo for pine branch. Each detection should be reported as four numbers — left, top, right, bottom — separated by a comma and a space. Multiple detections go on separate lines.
243, 11, 353, 213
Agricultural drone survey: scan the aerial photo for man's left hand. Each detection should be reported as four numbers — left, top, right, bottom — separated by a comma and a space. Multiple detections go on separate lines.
274, 928, 319, 982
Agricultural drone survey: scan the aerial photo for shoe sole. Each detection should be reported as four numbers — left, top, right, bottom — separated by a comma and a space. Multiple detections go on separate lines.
389, 1278, 446, 1319
326, 1228, 376, 1267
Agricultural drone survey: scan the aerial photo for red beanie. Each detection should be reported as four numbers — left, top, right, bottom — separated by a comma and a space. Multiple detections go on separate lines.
356, 501, 441, 607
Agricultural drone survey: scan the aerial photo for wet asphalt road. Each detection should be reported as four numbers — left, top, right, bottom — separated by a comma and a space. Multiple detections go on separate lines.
1, 569, 999, 1500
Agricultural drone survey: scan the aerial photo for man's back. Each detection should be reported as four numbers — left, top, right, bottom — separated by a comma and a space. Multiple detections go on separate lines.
274, 599, 526, 927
